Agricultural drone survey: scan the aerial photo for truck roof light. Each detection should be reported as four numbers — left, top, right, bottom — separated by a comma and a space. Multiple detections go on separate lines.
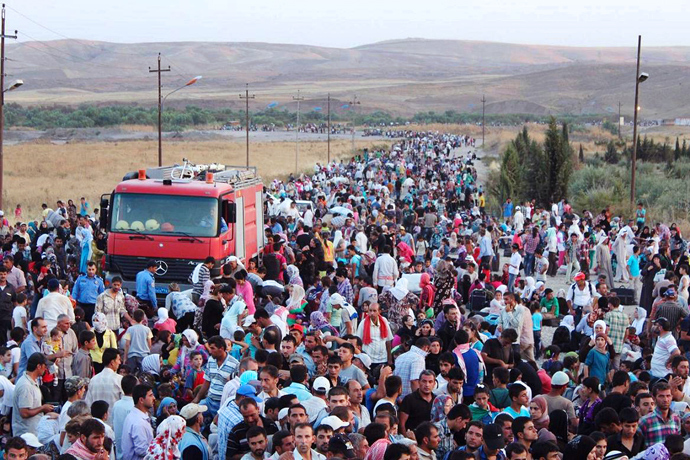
138, 169, 146, 180
206, 172, 214, 184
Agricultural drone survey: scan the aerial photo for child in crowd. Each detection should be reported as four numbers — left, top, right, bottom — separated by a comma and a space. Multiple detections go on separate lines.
72, 330, 96, 379
123, 309, 153, 373
489, 367, 511, 410
584, 333, 610, 385
530, 301, 542, 359
183, 350, 206, 402
469, 384, 500, 424
541, 345, 563, 375
11, 293, 27, 332
578, 376, 602, 435
71, 307, 89, 339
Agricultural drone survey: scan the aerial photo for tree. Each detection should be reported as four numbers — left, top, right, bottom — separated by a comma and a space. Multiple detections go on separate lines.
605, 141, 620, 164
579, 144, 584, 163
676, 137, 682, 161
498, 144, 521, 204
683, 140, 688, 159
539, 117, 573, 205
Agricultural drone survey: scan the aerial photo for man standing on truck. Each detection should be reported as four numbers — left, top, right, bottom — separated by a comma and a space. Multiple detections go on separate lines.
190, 257, 216, 303
135, 260, 158, 317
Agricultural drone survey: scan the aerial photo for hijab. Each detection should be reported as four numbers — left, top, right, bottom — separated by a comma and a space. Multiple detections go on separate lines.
564, 435, 596, 460
155, 308, 169, 326
92, 312, 108, 334
287, 285, 306, 310
523, 277, 536, 300
286, 265, 303, 287
560, 315, 575, 332
531, 395, 550, 431
142, 354, 161, 376
389, 277, 409, 301
310, 311, 338, 336
156, 397, 177, 417
592, 319, 607, 340
144, 415, 186, 460
431, 395, 452, 423
632, 307, 647, 335
549, 409, 569, 445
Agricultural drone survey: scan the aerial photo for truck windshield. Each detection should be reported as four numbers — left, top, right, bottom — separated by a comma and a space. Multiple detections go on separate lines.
110, 193, 219, 237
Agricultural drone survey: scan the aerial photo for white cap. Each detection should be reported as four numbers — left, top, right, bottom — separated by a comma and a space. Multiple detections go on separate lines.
278, 408, 289, 420
329, 293, 344, 306
321, 415, 349, 431
179, 403, 208, 420
20, 433, 43, 448
313, 376, 332, 393
242, 314, 256, 327
354, 353, 372, 370
551, 371, 569, 386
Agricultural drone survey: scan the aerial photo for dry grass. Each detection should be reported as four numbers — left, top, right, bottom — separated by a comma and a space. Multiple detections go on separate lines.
4, 138, 386, 221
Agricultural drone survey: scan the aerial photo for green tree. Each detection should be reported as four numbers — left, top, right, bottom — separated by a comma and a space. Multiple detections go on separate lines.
604, 141, 620, 164
675, 137, 682, 161
579, 144, 584, 163
498, 144, 521, 204
542, 117, 573, 205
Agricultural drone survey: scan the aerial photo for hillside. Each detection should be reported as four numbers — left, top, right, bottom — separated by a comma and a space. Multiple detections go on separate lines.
7, 38, 690, 117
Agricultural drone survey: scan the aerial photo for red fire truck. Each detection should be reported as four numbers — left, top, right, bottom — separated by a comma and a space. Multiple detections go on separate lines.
100, 161, 264, 296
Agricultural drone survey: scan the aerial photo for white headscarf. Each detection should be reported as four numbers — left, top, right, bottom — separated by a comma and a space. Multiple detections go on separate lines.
155, 308, 169, 326
560, 315, 575, 332
592, 319, 607, 340
142, 354, 161, 375
632, 307, 647, 336
389, 277, 409, 301
287, 285, 306, 310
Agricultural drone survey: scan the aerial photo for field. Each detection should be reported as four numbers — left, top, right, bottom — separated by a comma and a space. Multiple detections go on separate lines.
4, 137, 388, 222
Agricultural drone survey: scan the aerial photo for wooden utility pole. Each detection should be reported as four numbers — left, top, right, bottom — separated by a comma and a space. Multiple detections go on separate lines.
239, 84, 255, 167
481, 94, 486, 147
293, 90, 304, 174
349, 95, 361, 154
149, 53, 170, 167
327, 93, 331, 164
630, 35, 642, 205
0, 4, 17, 210
618, 101, 622, 140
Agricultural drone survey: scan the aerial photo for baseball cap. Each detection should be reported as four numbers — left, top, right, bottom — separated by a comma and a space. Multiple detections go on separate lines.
289, 353, 305, 364
654, 317, 671, 331
20, 433, 43, 448
663, 287, 677, 297
551, 371, 569, 386
64, 376, 90, 394
180, 403, 208, 420
573, 272, 586, 281
483, 424, 504, 451
242, 315, 256, 327
321, 415, 349, 431
354, 353, 372, 370
237, 384, 263, 402
312, 376, 332, 394
290, 324, 305, 334
328, 433, 357, 458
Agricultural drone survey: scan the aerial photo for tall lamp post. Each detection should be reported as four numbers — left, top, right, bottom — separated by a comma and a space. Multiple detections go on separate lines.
156, 75, 202, 167
630, 35, 648, 205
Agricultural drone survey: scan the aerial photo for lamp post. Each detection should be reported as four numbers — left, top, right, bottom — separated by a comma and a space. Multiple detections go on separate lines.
158, 76, 202, 166
630, 35, 648, 205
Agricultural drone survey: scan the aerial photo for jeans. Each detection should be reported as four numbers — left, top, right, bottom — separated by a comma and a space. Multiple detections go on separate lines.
565, 259, 581, 283
524, 253, 535, 276
508, 273, 517, 292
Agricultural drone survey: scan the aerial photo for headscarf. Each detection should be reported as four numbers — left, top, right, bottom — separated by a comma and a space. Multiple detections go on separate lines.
523, 276, 536, 300
632, 307, 647, 335
640, 443, 670, 460
431, 395, 452, 423
549, 409, 569, 445
531, 395, 550, 431
92, 312, 108, 333
182, 329, 199, 349
310, 311, 338, 336
155, 308, 169, 326
563, 435, 596, 460
142, 354, 161, 375
389, 277, 409, 301
435, 260, 452, 279
156, 397, 177, 417
364, 438, 391, 460
286, 265, 303, 287
144, 415, 186, 460
537, 428, 557, 444
287, 285, 306, 310
560, 315, 575, 332
592, 319, 607, 340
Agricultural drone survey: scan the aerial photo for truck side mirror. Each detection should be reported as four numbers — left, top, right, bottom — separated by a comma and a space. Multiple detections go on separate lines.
225, 201, 237, 223
99, 195, 110, 230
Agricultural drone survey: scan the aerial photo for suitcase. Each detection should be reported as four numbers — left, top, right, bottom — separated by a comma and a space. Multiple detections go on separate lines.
491, 254, 499, 272
612, 288, 635, 305
470, 290, 487, 312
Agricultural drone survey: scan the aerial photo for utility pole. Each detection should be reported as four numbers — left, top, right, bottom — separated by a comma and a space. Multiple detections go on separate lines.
481, 94, 486, 147
293, 90, 304, 174
239, 84, 255, 167
327, 93, 331, 164
630, 35, 642, 205
149, 53, 170, 167
0, 4, 17, 210
618, 101, 622, 140
349, 95, 361, 154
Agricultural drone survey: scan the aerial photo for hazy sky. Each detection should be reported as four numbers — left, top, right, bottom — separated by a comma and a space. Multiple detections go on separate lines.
9, 0, 690, 48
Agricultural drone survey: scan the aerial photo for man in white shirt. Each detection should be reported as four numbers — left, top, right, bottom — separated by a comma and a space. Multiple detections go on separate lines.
651, 317, 680, 379
508, 244, 522, 293
566, 272, 595, 325
372, 248, 399, 290
35, 279, 75, 331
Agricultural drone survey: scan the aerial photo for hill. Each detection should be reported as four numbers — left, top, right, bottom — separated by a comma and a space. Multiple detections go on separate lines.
6, 38, 690, 117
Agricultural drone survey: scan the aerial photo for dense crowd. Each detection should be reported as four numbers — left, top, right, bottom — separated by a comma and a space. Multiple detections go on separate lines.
0, 129, 690, 460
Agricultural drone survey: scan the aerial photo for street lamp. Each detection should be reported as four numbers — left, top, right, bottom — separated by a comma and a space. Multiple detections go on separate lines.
630, 35, 647, 205
158, 76, 202, 166
3, 79, 22, 93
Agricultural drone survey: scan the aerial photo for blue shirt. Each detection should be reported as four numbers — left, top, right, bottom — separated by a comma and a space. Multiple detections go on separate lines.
532, 312, 543, 331
17, 333, 42, 378
135, 270, 157, 307
282, 382, 313, 401
121, 407, 153, 460
585, 347, 610, 385
462, 349, 480, 397
628, 255, 641, 277
72, 274, 105, 304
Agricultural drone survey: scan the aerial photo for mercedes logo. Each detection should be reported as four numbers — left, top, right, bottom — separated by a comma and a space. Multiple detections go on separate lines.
155, 260, 168, 276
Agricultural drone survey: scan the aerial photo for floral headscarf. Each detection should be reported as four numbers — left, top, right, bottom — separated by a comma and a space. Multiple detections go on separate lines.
144, 415, 186, 460
92, 312, 108, 333
286, 265, 303, 287
142, 354, 161, 375
431, 395, 452, 423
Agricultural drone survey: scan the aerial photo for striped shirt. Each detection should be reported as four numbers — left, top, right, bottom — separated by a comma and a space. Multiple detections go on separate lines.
204, 353, 239, 405
604, 310, 628, 354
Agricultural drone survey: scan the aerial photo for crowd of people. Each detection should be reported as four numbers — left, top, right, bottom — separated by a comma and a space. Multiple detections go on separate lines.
0, 129, 690, 460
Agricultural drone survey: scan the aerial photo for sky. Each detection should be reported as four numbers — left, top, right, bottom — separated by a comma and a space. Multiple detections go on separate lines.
8, 0, 690, 48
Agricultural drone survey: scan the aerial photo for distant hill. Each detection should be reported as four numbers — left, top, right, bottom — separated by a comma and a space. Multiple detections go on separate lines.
6, 38, 690, 117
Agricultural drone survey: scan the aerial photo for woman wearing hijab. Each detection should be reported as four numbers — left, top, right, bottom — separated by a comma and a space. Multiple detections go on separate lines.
156, 397, 179, 428
433, 260, 455, 313
285, 265, 303, 287
530, 395, 550, 431
631, 306, 647, 336
522, 277, 536, 302
309, 311, 339, 338
396, 241, 415, 264
431, 394, 453, 423
419, 273, 436, 316
154, 308, 177, 335
91, 312, 118, 374
144, 415, 186, 460
379, 278, 420, 334
286, 284, 306, 325
172, 329, 208, 377
564, 435, 597, 460
595, 236, 615, 289
549, 409, 570, 452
